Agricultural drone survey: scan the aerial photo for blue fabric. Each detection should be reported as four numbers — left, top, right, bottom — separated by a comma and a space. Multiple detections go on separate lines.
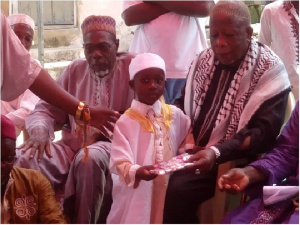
163, 78, 186, 104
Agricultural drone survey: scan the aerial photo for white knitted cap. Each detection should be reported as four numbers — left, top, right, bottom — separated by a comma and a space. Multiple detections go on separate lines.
7, 14, 35, 31
129, 53, 166, 80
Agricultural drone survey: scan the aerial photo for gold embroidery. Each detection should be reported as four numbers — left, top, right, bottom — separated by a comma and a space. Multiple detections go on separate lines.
124, 103, 172, 133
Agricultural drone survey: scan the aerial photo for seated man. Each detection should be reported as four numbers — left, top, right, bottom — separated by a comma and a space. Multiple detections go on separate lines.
15, 15, 135, 223
1, 11, 118, 134
1, 115, 66, 224
163, 1, 291, 223
1, 14, 39, 136
218, 101, 299, 224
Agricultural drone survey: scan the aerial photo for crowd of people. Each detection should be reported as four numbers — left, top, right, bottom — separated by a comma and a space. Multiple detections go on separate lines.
1, 0, 298, 224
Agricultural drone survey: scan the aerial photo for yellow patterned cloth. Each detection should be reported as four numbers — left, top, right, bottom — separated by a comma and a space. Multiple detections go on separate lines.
124, 103, 172, 133
2, 167, 65, 224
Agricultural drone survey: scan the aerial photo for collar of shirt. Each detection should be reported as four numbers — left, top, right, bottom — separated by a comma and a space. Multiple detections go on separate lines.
131, 99, 162, 117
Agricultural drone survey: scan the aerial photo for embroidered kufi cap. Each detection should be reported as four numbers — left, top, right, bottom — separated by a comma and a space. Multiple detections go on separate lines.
129, 53, 166, 80
1, 115, 16, 140
81, 15, 116, 36
7, 14, 35, 31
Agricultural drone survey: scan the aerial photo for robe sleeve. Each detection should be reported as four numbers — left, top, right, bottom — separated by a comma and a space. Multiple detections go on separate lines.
25, 66, 71, 139
258, 4, 272, 47
6, 90, 40, 132
172, 106, 194, 154
215, 90, 290, 163
110, 117, 141, 187
123, 0, 143, 11
249, 101, 299, 185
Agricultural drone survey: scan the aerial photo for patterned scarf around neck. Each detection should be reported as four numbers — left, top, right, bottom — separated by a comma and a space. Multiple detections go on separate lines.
184, 39, 290, 147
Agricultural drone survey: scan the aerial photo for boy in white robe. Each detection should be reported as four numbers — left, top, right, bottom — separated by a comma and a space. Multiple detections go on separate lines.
107, 53, 193, 224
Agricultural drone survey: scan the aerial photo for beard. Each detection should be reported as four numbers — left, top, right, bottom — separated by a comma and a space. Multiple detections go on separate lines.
94, 70, 109, 78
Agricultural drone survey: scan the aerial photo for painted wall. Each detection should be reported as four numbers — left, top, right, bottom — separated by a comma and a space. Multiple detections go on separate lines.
1, 0, 135, 51
1, 1, 10, 16
76, 0, 135, 52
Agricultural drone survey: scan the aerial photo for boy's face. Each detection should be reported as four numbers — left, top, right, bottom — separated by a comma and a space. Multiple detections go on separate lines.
130, 68, 165, 105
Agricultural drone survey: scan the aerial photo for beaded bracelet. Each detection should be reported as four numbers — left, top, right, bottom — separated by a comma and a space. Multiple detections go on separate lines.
73, 101, 91, 162
75, 101, 85, 121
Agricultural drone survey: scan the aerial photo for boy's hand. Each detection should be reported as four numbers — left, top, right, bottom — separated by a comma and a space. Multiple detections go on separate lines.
135, 165, 158, 181
134, 165, 158, 188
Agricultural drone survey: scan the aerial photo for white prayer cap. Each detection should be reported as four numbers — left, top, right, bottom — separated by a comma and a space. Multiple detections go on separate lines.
7, 14, 35, 31
129, 53, 166, 80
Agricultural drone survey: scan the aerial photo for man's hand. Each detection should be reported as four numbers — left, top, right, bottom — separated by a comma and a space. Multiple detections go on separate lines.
217, 168, 250, 194
17, 126, 51, 162
89, 106, 121, 138
185, 148, 216, 172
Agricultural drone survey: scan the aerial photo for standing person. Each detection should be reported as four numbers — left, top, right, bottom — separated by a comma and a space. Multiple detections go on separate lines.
163, 1, 291, 223
1, 115, 66, 224
218, 101, 299, 224
107, 53, 193, 224
15, 15, 135, 223
122, 1, 215, 104
1, 14, 40, 136
1, 10, 118, 135
258, 0, 299, 100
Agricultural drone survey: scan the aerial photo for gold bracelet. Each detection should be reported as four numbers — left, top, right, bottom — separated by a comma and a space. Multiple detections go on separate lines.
75, 101, 85, 121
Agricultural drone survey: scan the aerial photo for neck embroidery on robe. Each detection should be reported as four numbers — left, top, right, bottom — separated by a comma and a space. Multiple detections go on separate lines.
124, 103, 172, 133
283, 1, 299, 63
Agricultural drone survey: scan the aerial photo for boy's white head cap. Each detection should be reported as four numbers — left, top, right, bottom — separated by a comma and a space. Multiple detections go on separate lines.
129, 53, 166, 80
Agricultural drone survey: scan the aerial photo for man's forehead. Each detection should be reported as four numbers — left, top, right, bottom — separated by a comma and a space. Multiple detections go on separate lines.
83, 30, 113, 44
210, 13, 245, 26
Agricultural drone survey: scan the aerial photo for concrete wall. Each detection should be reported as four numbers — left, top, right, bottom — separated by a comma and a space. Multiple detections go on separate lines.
75, 0, 135, 52
1, 1, 10, 16
30, 0, 135, 51
2, 0, 134, 51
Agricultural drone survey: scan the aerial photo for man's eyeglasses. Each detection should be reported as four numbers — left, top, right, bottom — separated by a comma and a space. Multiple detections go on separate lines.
83, 43, 112, 53
1, 156, 17, 165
